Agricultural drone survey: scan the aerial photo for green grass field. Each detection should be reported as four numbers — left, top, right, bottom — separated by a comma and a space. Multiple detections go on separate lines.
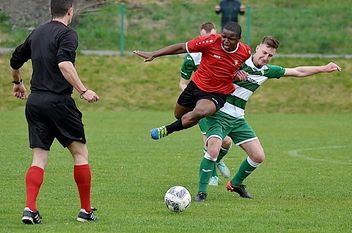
1, 111, 351, 232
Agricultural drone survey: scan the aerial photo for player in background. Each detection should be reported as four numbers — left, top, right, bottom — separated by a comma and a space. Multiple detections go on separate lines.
10, 0, 99, 223
179, 22, 232, 185
195, 36, 341, 201
215, 0, 246, 31
134, 22, 251, 141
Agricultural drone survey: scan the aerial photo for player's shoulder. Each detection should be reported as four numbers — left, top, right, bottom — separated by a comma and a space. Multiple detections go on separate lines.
187, 34, 221, 52
43, 21, 77, 37
211, 34, 222, 42
237, 42, 251, 56
239, 42, 251, 52
236, 42, 252, 59
265, 64, 285, 78
267, 64, 284, 69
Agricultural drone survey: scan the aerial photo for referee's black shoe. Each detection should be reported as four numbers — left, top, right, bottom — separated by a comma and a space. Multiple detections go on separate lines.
77, 207, 97, 222
22, 207, 42, 224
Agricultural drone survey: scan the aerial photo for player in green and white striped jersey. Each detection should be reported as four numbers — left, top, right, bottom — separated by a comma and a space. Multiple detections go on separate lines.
195, 36, 341, 201
179, 22, 232, 186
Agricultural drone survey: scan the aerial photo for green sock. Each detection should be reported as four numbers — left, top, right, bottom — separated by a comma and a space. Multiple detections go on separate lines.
231, 157, 258, 185
216, 147, 229, 163
198, 155, 215, 193
211, 167, 218, 177
201, 147, 218, 177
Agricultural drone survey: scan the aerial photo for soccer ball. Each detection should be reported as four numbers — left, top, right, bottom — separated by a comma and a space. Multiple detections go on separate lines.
164, 186, 191, 212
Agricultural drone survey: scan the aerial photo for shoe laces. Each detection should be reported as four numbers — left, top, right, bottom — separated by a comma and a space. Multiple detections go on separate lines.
88, 212, 97, 220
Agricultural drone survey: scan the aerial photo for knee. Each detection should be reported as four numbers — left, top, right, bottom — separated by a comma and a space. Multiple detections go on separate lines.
193, 108, 208, 118
222, 136, 232, 150
32, 149, 49, 169
206, 138, 222, 160
181, 112, 201, 125
207, 147, 220, 160
251, 151, 265, 164
31, 160, 47, 169
69, 142, 89, 165
72, 148, 89, 163
73, 152, 89, 165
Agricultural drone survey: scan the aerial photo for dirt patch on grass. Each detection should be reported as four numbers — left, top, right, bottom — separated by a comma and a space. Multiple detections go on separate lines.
0, 0, 107, 27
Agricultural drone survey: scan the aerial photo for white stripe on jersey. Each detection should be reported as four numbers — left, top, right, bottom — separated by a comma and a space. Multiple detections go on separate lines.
246, 74, 269, 85
220, 102, 245, 118
189, 53, 202, 66
219, 59, 271, 118
232, 84, 253, 101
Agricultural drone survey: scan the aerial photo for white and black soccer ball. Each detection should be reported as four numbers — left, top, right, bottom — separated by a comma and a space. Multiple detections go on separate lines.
164, 186, 191, 212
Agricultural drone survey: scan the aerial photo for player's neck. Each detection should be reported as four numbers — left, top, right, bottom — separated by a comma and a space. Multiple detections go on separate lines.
52, 17, 70, 26
252, 57, 263, 69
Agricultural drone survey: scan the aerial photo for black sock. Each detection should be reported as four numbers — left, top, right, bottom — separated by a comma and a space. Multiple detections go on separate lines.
165, 119, 184, 135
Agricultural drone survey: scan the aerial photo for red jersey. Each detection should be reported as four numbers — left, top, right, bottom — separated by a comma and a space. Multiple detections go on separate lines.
186, 34, 251, 94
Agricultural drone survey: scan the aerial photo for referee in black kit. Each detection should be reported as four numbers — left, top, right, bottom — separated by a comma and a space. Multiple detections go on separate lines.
10, 0, 99, 224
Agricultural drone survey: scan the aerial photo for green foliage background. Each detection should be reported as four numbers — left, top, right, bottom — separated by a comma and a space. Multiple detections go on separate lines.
0, 0, 352, 54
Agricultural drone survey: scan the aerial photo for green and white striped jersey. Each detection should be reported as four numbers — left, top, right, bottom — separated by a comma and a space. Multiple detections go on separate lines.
220, 57, 285, 118
180, 53, 202, 80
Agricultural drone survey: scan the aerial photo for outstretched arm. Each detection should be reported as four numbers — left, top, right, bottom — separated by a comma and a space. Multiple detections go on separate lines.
284, 62, 341, 77
133, 43, 186, 62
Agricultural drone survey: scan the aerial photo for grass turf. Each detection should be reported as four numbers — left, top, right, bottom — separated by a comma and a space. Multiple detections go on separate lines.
0, 111, 351, 232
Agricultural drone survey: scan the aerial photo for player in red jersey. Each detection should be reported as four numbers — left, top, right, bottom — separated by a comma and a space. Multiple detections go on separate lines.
134, 22, 251, 140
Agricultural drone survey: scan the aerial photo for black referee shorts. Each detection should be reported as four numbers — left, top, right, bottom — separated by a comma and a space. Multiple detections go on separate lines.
177, 81, 227, 111
25, 92, 86, 150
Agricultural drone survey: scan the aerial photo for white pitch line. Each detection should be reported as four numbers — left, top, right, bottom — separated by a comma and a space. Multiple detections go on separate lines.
287, 145, 352, 165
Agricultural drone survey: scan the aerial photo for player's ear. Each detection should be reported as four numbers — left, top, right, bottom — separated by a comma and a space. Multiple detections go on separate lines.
255, 45, 260, 53
68, 7, 74, 16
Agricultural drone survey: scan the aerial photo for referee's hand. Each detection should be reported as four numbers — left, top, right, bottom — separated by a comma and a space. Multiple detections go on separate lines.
81, 89, 99, 103
13, 83, 27, 100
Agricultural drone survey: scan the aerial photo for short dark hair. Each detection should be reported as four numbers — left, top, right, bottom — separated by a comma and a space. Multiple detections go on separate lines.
200, 22, 216, 33
261, 36, 280, 49
51, 0, 74, 18
223, 22, 242, 39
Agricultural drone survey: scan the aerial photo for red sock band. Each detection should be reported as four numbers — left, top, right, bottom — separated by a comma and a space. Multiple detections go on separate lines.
74, 164, 92, 212
25, 166, 44, 212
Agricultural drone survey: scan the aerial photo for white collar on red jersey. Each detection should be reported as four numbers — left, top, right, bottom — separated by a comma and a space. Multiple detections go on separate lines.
221, 42, 240, 53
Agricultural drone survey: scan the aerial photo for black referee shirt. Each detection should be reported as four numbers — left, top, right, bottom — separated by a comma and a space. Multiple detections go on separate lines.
10, 21, 78, 95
